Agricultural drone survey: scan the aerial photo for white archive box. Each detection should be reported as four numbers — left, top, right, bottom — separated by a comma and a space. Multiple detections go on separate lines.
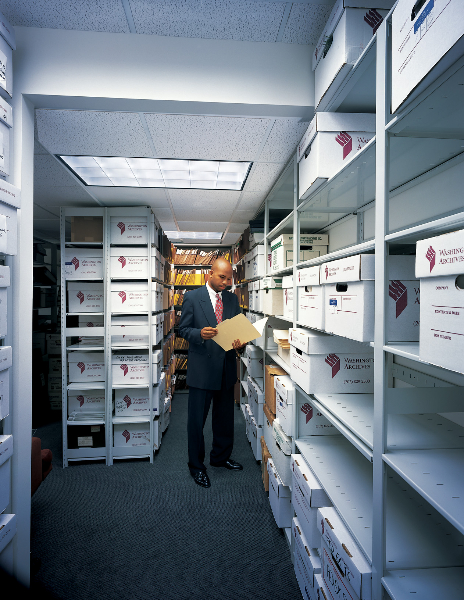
68, 390, 105, 416
0, 119, 10, 177
0, 34, 12, 99
153, 372, 166, 416
0, 200, 18, 256
318, 506, 372, 600
263, 408, 275, 462
0, 434, 12, 514
68, 282, 104, 313
111, 315, 149, 346
110, 216, 148, 244
78, 315, 104, 327
261, 284, 284, 316
292, 517, 322, 590
289, 327, 374, 394
152, 349, 162, 383
110, 247, 149, 278
291, 454, 331, 508
322, 254, 419, 342
246, 345, 264, 379
293, 543, 318, 600
292, 478, 321, 549
153, 417, 162, 450
282, 275, 293, 320
268, 458, 292, 528
0, 513, 16, 555
64, 249, 103, 279
114, 423, 151, 447
245, 403, 253, 442
272, 419, 293, 487
297, 266, 325, 330
115, 387, 150, 416
299, 113, 376, 198
314, 573, 330, 600
112, 351, 149, 385
416, 230, 464, 373
271, 239, 327, 272
321, 538, 360, 600
250, 244, 265, 279
0, 344, 11, 420
313, 2, 392, 107
247, 375, 264, 426
249, 416, 262, 461
392, 0, 464, 113
68, 352, 105, 383
0, 265, 9, 337
111, 282, 155, 313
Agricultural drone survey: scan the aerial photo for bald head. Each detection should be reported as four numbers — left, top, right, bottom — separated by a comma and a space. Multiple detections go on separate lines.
209, 257, 233, 292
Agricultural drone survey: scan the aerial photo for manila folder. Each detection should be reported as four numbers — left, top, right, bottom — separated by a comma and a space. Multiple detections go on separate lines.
213, 313, 263, 351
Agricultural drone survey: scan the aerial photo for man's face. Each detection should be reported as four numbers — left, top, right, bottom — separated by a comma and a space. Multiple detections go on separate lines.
209, 263, 233, 293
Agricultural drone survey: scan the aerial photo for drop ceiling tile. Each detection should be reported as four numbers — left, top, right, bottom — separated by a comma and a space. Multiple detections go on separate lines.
152, 208, 175, 221
281, 3, 333, 46
34, 139, 48, 155
232, 209, 257, 222
130, 0, 285, 42
34, 204, 61, 219
36, 110, 152, 157
158, 221, 177, 232
1, 0, 130, 32
222, 232, 241, 245
144, 114, 271, 161
177, 221, 229, 232
34, 154, 81, 187
259, 119, 309, 163
236, 191, 266, 211
243, 162, 284, 193
89, 186, 171, 208
34, 187, 97, 207
227, 223, 249, 234
168, 189, 241, 209
173, 208, 235, 222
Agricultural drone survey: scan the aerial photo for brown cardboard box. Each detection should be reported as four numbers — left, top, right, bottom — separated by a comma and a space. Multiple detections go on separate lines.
71, 216, 103, 242
265, 364, 286, 414
260, 436, 271, 492
263, 402, 275, 426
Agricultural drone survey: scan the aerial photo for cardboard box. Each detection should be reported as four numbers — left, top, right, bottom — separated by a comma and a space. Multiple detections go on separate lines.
313, 4, 390, 107
48, 375, 62, 392
152, 349, 162, 384
322, 254, 419, 342
261, 288, 284, 316
64, 249, 104, 279
293, 543, 318, 600
153, 372, 166, 416
291, 454, 331, 508
249, 416, 263, 461
275, 329, 291, 366
246, 345, 264, 379
245, 404, 253, 443
297, 266, 325, 330
282, 275, 293, 319
0, 201, 17, 256
0, 35, 12, 99
265, 364, 287, 414
115, 388, 150, 416
321, 539, 360, 600
261, 436, 271, 492
110, 216, 148, 244
68, 391, 105, 416
289, 327, 374, 394
416, 230, 464, 373
292, 517, 322, 587
68, 282, 104, 313
0, 120, 10, 177
110, 247, 150, 278
244, 245, 265, 279
292, 479, 321, 548
272, 419, 292, 487
112, 351, 149, 385
0, 266, 9, 337
263, 408, 275, 462
318, 506, 372, 600
247, 375, 264, 426
271, 235, 327, 271
111, 283, 152, 313
314, 573, 330, 600
114, 423, 151, 447
0, 437, 11, 512
68, 352, 105, 383
0, 513, 16, 555
277, 383, 336, 438
0, 434, 12, 466
392, 0, 464, 113
298, 113, 375, 198
71, 216, 103, 242
46, 333, 61, 355
267, 458, 292, 528
78, 315, 104, 328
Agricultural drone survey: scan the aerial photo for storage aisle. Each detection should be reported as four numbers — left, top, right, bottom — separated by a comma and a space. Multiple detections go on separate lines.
30, 394, 300, 600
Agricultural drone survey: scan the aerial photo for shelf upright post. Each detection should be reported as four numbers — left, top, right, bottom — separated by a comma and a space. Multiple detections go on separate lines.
264, 188, 269, 277
372, 17, 390, 600
148, 209, 154, 464
60, 208, 68, 468
104, 207, 113, 466
292, 152, 298, 451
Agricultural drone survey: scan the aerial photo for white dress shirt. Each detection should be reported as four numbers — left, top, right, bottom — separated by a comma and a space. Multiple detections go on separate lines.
206, 281, 222, 313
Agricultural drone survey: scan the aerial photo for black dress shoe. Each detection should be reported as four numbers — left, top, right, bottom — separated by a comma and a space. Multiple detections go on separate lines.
211, 459, 243, 470
192, 471, 211, 488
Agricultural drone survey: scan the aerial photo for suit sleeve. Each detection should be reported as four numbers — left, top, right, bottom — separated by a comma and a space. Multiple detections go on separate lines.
178, 292, 203, 346
233, 292, 241, 317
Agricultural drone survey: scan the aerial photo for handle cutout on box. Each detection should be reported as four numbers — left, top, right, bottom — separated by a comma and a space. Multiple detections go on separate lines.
305, 546, 311, 557
411, 0, 427, 20
296, 348, 302, 356
322, 33, 333, 58
336, 283, 348, 293
325, 517, 334, 530
456, 275, 464, 290
342, 542, 353, 558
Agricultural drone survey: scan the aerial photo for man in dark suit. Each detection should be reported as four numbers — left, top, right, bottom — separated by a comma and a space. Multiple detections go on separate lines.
178, 257, 245, 488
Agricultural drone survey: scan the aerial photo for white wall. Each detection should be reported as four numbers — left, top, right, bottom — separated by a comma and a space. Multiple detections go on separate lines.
14, 27, 314, 111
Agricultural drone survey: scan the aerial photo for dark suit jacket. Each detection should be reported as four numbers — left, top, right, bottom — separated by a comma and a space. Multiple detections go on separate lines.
178, 285, 241, 391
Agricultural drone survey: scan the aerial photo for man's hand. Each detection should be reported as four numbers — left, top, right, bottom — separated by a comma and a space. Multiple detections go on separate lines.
201, 326, 218, 340
232, 339, 246, 350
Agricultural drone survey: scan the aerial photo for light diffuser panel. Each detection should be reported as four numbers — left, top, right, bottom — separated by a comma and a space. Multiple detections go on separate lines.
58, 156, 252, 190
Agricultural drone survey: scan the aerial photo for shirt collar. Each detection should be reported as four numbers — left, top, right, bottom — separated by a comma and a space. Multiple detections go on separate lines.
207, 282, 222, 301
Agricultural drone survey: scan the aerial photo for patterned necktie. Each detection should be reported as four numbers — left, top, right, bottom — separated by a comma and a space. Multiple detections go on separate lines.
215, 293, 223, 324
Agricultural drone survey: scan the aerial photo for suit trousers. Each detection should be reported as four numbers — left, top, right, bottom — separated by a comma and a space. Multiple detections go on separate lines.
187, 363, 235, 475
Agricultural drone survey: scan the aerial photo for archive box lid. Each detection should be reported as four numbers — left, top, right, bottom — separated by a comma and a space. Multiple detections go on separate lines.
416, 230, 464, 278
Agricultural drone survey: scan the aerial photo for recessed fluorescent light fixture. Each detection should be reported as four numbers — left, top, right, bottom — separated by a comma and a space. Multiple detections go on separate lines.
165, 231, 223, 240
57, 156, 252, 191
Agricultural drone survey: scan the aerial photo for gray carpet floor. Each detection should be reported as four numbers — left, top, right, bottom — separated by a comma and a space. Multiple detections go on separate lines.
31, 393, 301, 600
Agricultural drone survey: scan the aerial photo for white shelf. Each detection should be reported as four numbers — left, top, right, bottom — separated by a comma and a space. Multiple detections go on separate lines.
383, 342, 422, 363
66, 448, 106, 459
66, 345, 104, 351
265, 350, 290, 374
266, 211, 294, 242
65, 242, 103, 247
67, 419, 105, 426
271, 315, 293, 323
296, 436, 464, 569
266, 266, 293, 277
383, 449, 464, 535
383, 567, 464, 600
385, 210, 464, 244
296, 240, 375, 270
313, 392, 464, 453
65, 277, 104, 281
112, 416, 150, 424
112, 383, 150, 389
67, 382, 106, 390
66, 312, 104, 316
111, 346, 150, 350
241, 380, 248, 395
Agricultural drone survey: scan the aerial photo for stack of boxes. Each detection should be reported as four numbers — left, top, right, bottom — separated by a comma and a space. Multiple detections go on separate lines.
271, 234, 329, 272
